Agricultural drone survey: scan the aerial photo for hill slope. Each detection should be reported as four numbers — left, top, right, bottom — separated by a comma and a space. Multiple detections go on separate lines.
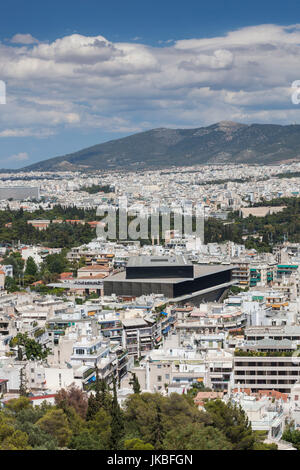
23, 121, 300, 171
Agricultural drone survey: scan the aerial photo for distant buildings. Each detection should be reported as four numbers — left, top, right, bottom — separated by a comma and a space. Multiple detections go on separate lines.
0, 186, 40, 201
27, 219, 50, 231
240, 206, 286, 218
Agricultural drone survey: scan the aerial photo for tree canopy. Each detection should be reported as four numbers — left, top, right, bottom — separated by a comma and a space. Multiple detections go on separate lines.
0, 389, 277, 450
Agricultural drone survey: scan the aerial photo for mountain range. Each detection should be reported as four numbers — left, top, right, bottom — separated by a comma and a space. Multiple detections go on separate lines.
23, 121, 300, 171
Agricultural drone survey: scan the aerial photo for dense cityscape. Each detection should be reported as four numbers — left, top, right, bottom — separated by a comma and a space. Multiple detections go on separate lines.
3, 0, 300, 459
0, 162, 300, 451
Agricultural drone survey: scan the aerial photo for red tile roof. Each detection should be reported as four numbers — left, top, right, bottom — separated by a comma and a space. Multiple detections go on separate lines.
29, 394, 57, 401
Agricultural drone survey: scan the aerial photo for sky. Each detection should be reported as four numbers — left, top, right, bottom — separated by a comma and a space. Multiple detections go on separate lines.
1, 0, 300, 168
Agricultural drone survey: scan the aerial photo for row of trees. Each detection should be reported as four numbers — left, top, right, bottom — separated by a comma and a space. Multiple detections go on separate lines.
0, 375, 278, 450
203, 196, 300, 252
1, 196, 300, 251
0, 220, 95, 249
0, 205, 98, 248
78, 184, 113, 194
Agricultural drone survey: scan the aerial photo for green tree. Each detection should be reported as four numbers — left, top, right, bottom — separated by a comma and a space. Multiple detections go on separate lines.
123, 393, 165, 446
25, 256, 38, 277
16, 421, 58, 450
163, 423, 232, 450
282, 424, 300, 449
151, 403, 165, 450
14, 401, 57, 450
70, 428, 105, 450
19, 367, 28, 397
204, 399, 255, 450
5, 396, 31, 413
109, 377, 124, 450
5, 276, 20, 293
0, 411, 31, 450
10, 333, 50, 361
81, 408, 112, 450
86, 394, 98, 422
124, 438, 154, 450
36, 409, 72, 448
86, 368, 111, 420
129, 372, 141, 394
0, 429, 31, 450
3, 251, 24, 278
41, 253, 68, 275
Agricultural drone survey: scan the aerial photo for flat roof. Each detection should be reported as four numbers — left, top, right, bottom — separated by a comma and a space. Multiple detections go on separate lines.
243, 338, 295, 349
245, 325, 300, 335
122, 318, 148, 327
127, 255, 191, 268
105, 264, 235, 284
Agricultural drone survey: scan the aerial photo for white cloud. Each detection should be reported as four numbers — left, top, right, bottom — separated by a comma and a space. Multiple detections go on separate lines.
1, 24, 300, 141
7, 151, 29, 161
0, 128, 55, 138
10, 33, 39, 45
179, 49, 234, 71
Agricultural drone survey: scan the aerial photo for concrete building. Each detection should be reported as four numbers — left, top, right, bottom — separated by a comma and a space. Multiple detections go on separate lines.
27, 220, 50, 231
122, 346, 206, 393
122, 316, 161, 358
104, 255, 235, 305
226, 392, 285, 440
244, 325, 300, 344
234, 344, 300, 394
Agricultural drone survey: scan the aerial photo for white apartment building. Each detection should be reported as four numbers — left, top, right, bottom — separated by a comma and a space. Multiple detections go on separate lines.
234, 352, 300, 394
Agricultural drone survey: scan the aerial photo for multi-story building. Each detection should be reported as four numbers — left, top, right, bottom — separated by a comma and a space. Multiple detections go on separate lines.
122, 316, 161, 358
231, 261, 277, 287
277, 264, 299, 280
231, 261, 250, 286
121, 346, 206, 393
205, 349, 233, 391
234, 340, 300, 394
249, 264, 276, 287
244, 325, 300, 344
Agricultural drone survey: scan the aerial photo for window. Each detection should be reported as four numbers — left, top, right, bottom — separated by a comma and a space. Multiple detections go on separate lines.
165, 374, 170, 380
157, 376, 162, 382
295, 395, 299, 401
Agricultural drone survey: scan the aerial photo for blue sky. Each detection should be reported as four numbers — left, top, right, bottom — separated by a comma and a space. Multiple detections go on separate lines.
2, 0, 300, 44
1, 0, 300, 168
